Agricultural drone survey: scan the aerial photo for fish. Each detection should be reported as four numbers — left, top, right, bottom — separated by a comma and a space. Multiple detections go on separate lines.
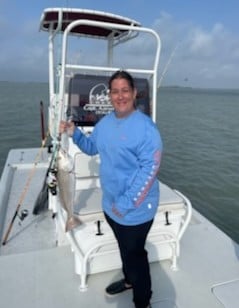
57, 138, 81, 232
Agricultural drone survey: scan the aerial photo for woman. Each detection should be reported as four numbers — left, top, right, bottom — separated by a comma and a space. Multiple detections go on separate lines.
60, 70, 163, 308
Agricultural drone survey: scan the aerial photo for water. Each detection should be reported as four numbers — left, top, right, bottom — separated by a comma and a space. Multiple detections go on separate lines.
0, 81, 49, 166
157, 87, 239, 243
0, 82, 238, 243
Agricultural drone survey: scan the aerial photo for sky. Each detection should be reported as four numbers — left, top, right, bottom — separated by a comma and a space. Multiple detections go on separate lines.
0, 0, 239, 89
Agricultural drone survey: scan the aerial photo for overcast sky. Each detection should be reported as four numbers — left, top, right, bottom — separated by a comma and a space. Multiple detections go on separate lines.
0, 0, 238, 88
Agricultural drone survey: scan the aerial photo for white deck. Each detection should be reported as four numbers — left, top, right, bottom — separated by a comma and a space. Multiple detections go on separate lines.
1, 148, 239, 308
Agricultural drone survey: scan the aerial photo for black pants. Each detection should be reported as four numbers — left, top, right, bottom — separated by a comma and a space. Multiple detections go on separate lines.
105, 213, 153, 308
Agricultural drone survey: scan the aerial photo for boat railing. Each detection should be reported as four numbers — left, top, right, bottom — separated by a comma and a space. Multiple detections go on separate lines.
174, 190, 193, 240
54, 179, 192, 291
64, 65, 155, 75
56, 19, 161, 124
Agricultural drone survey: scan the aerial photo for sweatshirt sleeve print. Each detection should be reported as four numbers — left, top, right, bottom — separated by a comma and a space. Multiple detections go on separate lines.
114, 123, 162, 216
72, 127, 98, 155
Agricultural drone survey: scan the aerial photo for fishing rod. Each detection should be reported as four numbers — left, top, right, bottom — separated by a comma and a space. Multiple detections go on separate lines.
2, 101, 50, 245
157, 42, 180, 89
32, 142, 59, 215
33, 74, 69, 215
32, 101, 70, 215
2, 132, 49, 246
40, 101, 46, 146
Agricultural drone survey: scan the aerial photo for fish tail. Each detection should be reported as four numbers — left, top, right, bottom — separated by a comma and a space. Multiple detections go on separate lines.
65, 215, 82, 232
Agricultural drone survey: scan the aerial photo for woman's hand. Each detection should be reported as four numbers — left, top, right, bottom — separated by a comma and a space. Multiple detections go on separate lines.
59, 120, 75, 136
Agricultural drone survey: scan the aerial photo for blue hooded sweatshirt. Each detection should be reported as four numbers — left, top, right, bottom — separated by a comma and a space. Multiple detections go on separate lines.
72, 109, 163, 226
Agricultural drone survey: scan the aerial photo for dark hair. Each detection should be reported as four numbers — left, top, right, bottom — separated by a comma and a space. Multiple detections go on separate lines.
108, 70, 135, 91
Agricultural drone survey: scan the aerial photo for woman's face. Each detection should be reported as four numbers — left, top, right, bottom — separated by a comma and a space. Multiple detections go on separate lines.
109, 78, 137, 118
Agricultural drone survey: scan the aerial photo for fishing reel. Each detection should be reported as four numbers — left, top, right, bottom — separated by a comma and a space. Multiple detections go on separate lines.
17, 209, 29, 225
47, 168, 58, 195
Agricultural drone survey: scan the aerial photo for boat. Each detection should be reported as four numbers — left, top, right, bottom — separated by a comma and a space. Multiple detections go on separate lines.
0, 7, 238, 308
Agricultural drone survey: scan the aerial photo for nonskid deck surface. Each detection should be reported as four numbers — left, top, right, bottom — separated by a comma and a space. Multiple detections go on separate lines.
1, 149, 239, 308
0, 148, 56, 255
0, 244, 178, 308
0, 214, 238, 308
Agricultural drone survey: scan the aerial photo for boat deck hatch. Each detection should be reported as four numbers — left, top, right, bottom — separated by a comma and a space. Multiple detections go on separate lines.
212, 279, 239, 308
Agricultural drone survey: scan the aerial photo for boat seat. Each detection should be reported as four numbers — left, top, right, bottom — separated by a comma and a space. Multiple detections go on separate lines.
57, 181, 192, 291
67, 73, 151, 127
73, 152, 100, 190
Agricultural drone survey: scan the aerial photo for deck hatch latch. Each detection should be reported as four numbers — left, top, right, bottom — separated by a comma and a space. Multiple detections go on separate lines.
165, 211, 171, 226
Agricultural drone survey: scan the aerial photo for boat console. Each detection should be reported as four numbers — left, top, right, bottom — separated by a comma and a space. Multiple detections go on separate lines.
39, 7, 192, 290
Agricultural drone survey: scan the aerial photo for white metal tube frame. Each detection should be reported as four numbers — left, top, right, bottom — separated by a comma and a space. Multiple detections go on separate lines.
58, 19, 161, 123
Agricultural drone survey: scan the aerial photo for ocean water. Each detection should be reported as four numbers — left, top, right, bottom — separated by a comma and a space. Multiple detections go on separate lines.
0, 82, 239, 243
157, 87, 239, 243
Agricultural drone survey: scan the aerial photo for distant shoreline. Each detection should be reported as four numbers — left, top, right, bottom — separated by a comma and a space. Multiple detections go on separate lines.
0, 80, 238, 92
